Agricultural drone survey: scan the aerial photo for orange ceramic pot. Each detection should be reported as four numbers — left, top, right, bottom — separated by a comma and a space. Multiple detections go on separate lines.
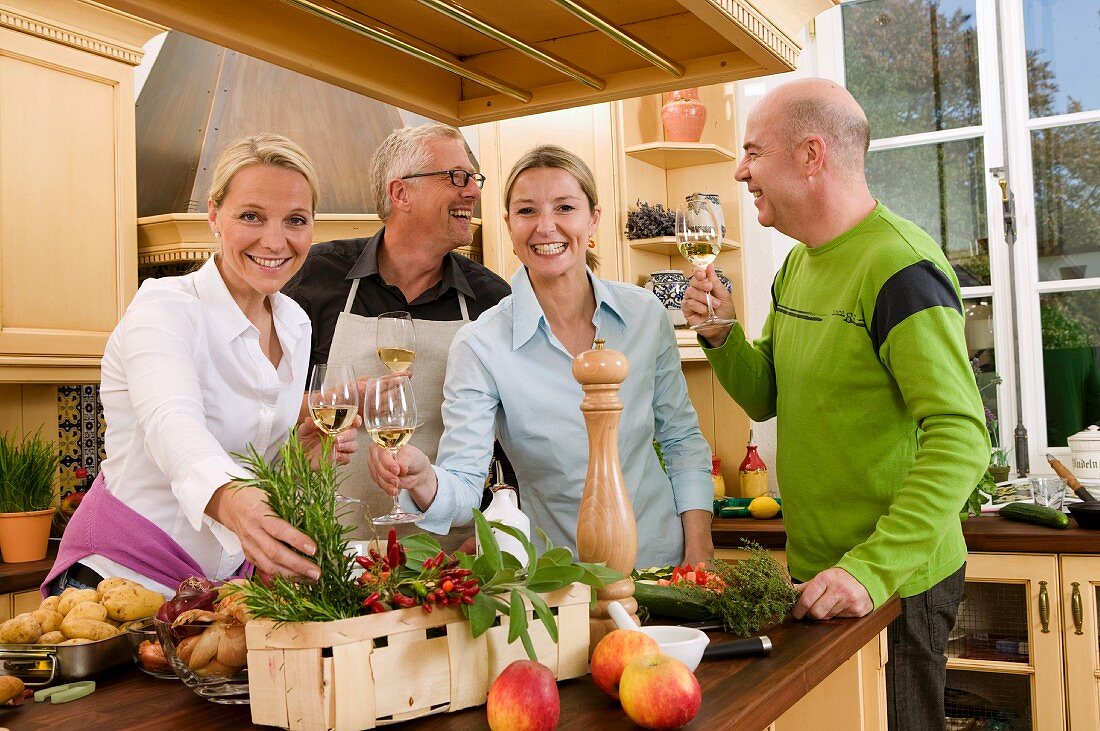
0, 508, 54, 562
662, 88, 707, 143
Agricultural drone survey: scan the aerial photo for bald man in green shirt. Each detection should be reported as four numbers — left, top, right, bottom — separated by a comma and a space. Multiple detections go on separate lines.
683, 78, 989, 731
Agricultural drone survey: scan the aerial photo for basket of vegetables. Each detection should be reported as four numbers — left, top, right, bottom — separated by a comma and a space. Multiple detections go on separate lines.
228, 432, 619, 730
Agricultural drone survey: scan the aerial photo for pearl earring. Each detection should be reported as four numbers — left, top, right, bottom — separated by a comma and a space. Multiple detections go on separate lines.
213, 231, 221, 238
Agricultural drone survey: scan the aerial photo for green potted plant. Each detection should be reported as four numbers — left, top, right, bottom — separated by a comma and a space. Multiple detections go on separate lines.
0, 430, 60, 562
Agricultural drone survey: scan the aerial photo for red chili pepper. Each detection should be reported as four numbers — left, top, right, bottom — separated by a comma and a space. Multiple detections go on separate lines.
441, 580, 454, 593
370, 602, 388, 614
360, 591, 381, 609
355, 555, 375, 569
422, 603, 433, 613
391, 593, 417, 608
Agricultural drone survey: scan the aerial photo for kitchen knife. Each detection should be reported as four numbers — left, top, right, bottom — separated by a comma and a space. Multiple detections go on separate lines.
702, 636, 772, 659
1046, 454, 1098, 503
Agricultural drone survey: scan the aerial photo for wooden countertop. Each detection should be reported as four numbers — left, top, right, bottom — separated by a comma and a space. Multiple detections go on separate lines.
1, 598, 899, 730
0, 543, 56, 595
713, 514, 1100, 554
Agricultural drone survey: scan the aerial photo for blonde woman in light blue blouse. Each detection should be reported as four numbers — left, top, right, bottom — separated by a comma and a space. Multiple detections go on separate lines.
367, 145, 713, 567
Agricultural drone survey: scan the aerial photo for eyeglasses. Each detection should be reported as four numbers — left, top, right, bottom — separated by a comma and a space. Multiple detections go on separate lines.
400, 169, 487, 189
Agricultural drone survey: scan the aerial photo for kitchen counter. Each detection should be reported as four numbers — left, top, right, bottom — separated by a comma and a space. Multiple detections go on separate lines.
2, 597, 899, 730
713, 514, 1100, 554
0, 544, 57, 595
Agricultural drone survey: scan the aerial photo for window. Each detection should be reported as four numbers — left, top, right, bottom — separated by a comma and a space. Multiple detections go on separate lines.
818, 0, 1100, 466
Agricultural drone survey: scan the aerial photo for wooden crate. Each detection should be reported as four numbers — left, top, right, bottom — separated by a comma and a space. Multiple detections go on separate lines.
246, 582, 591, 731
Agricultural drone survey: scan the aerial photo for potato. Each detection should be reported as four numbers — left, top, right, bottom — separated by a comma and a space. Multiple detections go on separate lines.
39, 595, 61, 614
96, 577, 135, 595
59, 638, 92, 645
60, 616, 117, 641
30, 608, 63, 634
0, 675, 24, 704
66, 601, 108, 623
38, 631, 66, 644
57, 588, 100, 616
0, 614, 43, 644
101, 585, 165, 622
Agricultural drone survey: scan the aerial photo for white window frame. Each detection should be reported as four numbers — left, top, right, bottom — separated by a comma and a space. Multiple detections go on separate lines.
812, 0, 1100, 471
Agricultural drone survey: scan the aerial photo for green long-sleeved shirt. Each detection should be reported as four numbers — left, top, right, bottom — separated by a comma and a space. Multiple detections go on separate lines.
705, 203, 989, 607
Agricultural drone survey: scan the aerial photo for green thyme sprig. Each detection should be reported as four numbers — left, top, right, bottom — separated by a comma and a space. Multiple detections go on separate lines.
229, 429, 364, 622
675, 541, 798, 636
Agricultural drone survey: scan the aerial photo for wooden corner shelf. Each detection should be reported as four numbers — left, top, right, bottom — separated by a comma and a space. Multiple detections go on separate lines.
627, 236, 740, 256
624, 142, 738, 170
676, 329, 708, 362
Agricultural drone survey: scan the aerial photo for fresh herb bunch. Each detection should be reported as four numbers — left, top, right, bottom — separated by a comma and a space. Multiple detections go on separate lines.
231, 430, 364, 622
355, 528, 481, 613
404, 511, 623, 661
961, 468, 998, 520
674, 542, 798, 636
625, 200, 675, 240
0, 430, 60, 513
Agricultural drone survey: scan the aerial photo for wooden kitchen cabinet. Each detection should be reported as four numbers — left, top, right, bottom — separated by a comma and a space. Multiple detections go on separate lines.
952, 552, 1100, 731
0, 1, 162, 383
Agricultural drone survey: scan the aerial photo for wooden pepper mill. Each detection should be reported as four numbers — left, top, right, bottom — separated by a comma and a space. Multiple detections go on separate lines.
573, 339, 638, 648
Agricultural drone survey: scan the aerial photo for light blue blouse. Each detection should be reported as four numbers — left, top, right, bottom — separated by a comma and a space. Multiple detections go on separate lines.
405, 266, 713, 567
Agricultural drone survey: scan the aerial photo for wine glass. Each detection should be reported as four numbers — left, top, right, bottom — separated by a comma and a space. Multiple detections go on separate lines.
365, 374, 421, 525
377, 311, 416, 373
307, 364, 360, 503
676, 199, 734, 330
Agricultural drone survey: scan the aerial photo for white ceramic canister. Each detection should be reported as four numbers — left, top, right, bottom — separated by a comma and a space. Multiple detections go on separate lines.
1067, 425, 1100, 479
686, 192, 724, 238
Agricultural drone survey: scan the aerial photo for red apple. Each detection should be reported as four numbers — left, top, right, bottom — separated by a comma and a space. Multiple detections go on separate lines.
486, 660, 560, 731
589, 629, 661, 700
618, 654, 702, 730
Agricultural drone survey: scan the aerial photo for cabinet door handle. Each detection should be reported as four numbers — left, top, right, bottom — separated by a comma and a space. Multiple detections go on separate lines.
1072, 582, 1084, 636
1039, 581, 1050, 633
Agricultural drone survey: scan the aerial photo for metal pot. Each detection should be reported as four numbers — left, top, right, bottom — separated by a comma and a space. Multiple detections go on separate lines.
1066, 425, 1100, 480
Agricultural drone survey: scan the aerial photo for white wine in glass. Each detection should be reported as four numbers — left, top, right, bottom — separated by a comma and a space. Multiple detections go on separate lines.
676, 199, 734, 330
377, 311, 416, 372
366, 374, 421, 525
307, 363, 360, 503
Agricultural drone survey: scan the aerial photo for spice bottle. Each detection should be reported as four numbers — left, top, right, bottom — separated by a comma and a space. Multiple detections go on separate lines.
739, 429, 768, 499
477, 460, 530, 563
711, 455, 726, 499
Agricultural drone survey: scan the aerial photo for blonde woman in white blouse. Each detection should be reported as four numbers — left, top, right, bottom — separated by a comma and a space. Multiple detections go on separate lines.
46, 134, 359, 597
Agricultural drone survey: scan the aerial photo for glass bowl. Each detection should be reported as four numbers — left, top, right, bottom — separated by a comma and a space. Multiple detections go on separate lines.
153, 617, 249, 704
125, 617, 178, 680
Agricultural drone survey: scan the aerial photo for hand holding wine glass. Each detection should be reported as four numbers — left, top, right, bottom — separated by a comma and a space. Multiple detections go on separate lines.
677, 198, 734, 331
307, 364, 361, 502
365, 374, 422, 525
377, 311, 416, 373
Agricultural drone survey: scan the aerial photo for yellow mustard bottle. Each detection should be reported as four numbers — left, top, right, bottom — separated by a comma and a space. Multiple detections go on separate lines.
711, 455, 726, 500
739, 429, 768, 499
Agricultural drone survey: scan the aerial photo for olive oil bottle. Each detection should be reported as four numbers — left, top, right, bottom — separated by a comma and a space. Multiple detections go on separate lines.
738, 429, 768, 499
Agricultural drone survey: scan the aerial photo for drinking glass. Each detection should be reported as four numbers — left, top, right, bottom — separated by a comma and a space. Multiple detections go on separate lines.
365, 374, 421, 525
676, 199, 734, 330
377, 311, 416, 373
307, 363, 360, 503
1030, 476, 1067, 511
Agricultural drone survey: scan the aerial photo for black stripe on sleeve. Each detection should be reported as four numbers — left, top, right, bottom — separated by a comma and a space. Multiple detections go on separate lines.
870, 260, 961, 355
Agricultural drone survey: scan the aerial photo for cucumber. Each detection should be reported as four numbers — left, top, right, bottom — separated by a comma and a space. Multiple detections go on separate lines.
999, 502, 1070, 529
632, 581, 714, 621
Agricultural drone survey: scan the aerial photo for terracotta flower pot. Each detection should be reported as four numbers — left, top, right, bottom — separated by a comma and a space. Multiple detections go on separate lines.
662, 88, 707, 143
0, 508, 55, 562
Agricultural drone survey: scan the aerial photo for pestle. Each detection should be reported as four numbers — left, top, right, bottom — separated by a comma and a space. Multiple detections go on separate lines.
607, 600, 640, 631
1046, 454, 1098, 503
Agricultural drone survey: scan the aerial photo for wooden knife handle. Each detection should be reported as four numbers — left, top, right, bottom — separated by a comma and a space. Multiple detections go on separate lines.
1047, 454, 1083, 491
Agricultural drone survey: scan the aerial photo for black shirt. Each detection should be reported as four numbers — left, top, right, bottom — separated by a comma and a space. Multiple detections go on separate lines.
283, 227, 510, 373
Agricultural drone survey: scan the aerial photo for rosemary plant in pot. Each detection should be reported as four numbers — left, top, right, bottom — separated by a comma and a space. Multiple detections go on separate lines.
0, 430, 60, 562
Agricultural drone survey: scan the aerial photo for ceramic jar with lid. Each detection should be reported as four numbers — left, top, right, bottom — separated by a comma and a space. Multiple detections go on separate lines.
1067, 425, 1100, 479
644, 270, 689, 327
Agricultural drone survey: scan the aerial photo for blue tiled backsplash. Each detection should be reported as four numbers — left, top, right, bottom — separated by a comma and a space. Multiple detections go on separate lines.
57, 385, 104, 496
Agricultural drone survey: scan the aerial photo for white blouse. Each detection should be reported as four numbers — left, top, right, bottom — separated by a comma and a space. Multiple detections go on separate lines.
84, 258, 311, 595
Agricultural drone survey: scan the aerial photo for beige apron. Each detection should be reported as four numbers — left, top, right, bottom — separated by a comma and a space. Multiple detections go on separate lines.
327, 277, 473, 551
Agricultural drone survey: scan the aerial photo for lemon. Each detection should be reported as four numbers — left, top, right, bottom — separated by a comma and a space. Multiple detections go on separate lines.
748, 496, 780, 519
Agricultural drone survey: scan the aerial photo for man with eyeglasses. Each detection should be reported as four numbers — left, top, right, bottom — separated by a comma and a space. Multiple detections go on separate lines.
284, 123, 510, 550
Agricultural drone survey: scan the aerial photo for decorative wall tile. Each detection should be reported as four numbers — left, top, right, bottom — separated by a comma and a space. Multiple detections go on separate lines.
57, 385, 104, 494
